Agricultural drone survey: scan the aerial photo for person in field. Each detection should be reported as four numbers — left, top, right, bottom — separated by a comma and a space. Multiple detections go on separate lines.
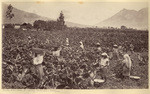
137, 53, 146, 66
112, 44, 120, 60
137, 53, 143, 62
45, 39, 50, 44
52, 46, 66, 63
121, 49, 132, 78
129, 43, 134, 54
118, 45, 123, 52
66, 38, 69, 46
96, 42, 102, 53
79, 41, 84, 50
18, 48, 45, 87
27, 36, 32, 45
99, 53, 109, 80
33, 51, 45, 84
52, 46, 62, 57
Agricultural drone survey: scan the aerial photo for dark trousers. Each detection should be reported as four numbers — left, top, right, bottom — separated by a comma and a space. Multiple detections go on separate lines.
99, 66, 108, 80
35, 64, 44, 80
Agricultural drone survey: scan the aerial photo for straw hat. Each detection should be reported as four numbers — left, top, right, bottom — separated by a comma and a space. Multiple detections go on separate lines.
113, 44, 118, 48
101, 52, 108, 58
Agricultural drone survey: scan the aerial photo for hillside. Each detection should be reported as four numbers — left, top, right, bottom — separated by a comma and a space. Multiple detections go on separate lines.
96, 8, 148, 30
2, 4, 51, 24
2, 3, 88, 27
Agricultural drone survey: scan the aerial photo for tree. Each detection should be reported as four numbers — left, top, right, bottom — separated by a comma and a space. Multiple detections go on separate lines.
33, 20, 46, 31
57, 11, 65, 30
46, 21, 58, 30
121, 25, 127, 30
6, 4, 14, 20
21, 23, 32, 29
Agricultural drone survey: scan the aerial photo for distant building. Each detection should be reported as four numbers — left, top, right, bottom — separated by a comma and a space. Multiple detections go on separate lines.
121, 25, 127, 30
22, 28, 27, 31
2, 24, 5, 29
31, 28, 37, 31
3, 24, 14, 29
21, 23, 32, 30
14, 24, 21, 29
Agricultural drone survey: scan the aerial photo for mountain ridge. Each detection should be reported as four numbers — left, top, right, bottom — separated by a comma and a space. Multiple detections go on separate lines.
2, 3, 89, 28
3, 3, 148, 29
96, 8, 148, 30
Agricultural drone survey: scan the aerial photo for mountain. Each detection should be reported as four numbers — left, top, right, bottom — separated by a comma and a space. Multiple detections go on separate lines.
2, 4, 51, 24
96, 8, 148, 30
2, 3, 88, 28
66, 21, 91, 28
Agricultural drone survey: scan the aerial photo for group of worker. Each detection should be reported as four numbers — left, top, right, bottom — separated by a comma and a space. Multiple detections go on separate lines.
17, 37, 134, 87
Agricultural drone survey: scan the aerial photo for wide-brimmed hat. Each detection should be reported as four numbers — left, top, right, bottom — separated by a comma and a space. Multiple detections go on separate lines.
79, 41, 83, 44
113, 44, 118, 48
101, 52, 108, 57
28, 36, 31, 39
96, 42, 100, 46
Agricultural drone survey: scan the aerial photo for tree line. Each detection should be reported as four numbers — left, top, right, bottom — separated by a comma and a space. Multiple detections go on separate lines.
5, 4, 66, 30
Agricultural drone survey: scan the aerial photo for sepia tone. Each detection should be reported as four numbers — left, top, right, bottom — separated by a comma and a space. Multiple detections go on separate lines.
2, 2, 148, 89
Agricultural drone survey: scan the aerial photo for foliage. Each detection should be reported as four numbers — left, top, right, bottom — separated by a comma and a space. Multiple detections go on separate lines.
6, 4, 14, 20
21, 23, 32, 29
4, 24, 14, 28
2, 28, 148, 89
57, 11, 65, 30
33, 20, 46, 31
121, 25, 127, 30
33, 11, 66, 31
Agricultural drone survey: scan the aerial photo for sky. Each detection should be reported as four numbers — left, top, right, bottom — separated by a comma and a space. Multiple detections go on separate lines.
5, 2, 148, 25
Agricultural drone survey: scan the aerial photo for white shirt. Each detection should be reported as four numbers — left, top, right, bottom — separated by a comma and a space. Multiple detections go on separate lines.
113, 48, 119, 53
122, 54, 132, 69
100, 58, 109, 66
97, 47, 102, 51
137, 54, 143, 61
80, 42, 84, 50
33, 54, 44, 65
66, 38, 69, 46
52, 50, 61, 57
